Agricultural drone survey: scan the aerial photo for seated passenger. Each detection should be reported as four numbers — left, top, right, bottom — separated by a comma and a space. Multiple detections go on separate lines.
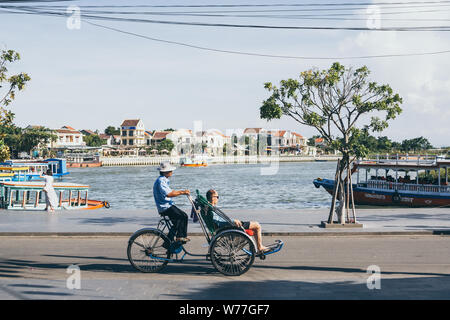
205, 189, 270, 253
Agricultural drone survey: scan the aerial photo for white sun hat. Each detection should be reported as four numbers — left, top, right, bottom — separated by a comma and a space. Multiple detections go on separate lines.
157, 162, 176, 172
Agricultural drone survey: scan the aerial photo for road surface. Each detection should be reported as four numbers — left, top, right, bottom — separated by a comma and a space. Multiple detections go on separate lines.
0, 235, 449, 299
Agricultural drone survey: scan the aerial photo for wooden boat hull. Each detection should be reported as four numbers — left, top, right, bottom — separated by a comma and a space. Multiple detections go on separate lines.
69, 199, 107, 210
67, 162, 102, 168
313, 178, 450, 207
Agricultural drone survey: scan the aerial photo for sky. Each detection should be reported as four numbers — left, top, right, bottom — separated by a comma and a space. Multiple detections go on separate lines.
1, 0, 450, 147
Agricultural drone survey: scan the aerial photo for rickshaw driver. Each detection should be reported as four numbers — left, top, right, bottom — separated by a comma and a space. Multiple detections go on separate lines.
153, 162, 190, 243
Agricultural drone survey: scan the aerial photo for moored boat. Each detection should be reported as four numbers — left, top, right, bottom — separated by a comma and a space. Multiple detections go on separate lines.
0, 181, 109, 210
66, 154, 102, 168
181, 163, 208, 167
313, 155, 450, 207
180, 156, 208, 167
0, 158, 69, 180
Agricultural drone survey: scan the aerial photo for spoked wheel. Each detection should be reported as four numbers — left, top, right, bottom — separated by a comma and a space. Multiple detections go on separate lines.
127, 229, 171, 273
210, 230, 256, 276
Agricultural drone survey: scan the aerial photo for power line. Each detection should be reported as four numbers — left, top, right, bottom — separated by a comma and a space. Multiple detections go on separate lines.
84, 20, 450, 60
16, 4, 450, 16
12, 1, 450, 8
4, 6, 450, 31
2, 3, 450, 60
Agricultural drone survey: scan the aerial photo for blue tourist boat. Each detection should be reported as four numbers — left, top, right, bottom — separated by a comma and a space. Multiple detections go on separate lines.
0, 158, 69, 181
313, 155, 450, 207
0, 181, 108, 210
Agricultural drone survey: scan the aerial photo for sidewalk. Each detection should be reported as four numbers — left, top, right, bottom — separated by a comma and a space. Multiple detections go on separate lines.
0, 207, 450, 236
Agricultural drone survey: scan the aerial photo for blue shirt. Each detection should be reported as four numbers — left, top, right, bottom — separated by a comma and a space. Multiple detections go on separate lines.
153, 176, 174, 213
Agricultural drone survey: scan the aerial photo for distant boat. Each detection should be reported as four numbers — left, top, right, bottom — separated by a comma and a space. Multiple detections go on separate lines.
313, 155, 450, 207
66, 154, 102, 168
180, 156, 208, 167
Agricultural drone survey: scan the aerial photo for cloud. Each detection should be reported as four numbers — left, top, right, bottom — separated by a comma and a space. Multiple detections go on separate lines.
334, 6, 450, 147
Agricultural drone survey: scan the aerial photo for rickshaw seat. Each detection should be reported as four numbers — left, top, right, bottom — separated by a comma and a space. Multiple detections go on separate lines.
195, 193, 255, 237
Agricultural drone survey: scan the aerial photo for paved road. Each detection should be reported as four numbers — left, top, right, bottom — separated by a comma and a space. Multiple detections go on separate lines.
0, 235, 449, 299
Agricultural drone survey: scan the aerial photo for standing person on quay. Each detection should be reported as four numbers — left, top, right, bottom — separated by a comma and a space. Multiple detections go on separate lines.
40, 168, 58, 212
153, 162, 190, 242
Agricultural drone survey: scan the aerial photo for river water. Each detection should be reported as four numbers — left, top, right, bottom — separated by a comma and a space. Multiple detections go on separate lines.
65, 161, 337, 210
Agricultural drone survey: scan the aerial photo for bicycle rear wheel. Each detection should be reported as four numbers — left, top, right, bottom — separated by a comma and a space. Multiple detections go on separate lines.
127, 229, 171, 273
210, 230, 255, 276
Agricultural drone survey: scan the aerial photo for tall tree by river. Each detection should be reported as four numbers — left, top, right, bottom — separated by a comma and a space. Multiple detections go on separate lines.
260, 62, 403, 225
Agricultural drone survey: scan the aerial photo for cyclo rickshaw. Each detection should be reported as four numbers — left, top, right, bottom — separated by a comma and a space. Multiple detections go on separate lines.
127, 190, 283, 276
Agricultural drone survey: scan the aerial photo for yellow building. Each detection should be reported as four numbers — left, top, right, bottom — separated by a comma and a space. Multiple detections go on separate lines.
120, 119, 145, 147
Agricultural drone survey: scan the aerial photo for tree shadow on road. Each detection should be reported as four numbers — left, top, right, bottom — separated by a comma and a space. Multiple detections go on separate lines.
0, 256, 216, 276
2, 253, 450, 279
166, 277, 450, 300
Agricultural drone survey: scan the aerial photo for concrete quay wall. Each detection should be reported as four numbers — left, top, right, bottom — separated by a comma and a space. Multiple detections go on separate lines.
100, 155, 340, 167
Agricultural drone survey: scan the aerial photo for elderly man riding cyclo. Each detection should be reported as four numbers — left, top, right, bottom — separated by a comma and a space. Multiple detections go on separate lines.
153, 162, 190, 243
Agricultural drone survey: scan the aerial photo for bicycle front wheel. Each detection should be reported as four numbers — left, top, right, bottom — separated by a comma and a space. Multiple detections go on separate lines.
127, 229, 171, 273
210, 230, 255, 276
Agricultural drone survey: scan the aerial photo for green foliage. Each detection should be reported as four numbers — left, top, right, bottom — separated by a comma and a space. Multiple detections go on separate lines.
0, 49, 31, 160
261, 62, 403, 159
1, 50, 31, 107
307, 135, 322, 147
158, 139, 175, 152
83, 134, 106, 147
105, 126, 120, 136
348, 132, 434, 156
0, 125, 56, 158
400, 136, 433, 153
418, 168, 447, 185
0, 139, 10, 162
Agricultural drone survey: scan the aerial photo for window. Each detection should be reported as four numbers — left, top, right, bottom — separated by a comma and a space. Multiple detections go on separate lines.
129, 139, 134, 145
122, 130, 127, 136
123, 140, 127, 145
129, 131, 134, 137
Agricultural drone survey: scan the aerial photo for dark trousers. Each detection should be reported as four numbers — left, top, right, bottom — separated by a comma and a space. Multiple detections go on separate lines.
161, 205, 188, 238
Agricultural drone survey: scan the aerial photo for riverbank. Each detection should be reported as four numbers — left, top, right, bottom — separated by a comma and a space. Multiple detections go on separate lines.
100, 155, 340, 167
1, 207, 449, 236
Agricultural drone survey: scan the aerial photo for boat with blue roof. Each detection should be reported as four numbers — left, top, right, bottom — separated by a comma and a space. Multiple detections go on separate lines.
313, 155, 450, 207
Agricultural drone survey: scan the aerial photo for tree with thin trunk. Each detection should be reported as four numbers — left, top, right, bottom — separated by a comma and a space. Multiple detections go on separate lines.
260, 62, 403, 224
0, 49, 31, 161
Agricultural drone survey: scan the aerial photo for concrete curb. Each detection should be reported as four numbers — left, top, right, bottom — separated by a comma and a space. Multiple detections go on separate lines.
0, 230, 449, 237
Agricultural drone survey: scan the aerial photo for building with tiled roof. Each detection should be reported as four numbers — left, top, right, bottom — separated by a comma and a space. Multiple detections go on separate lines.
80, 129, 97, 136
50, 126, 85, 148
120, 119, 145, 147
151, 131, 171, 141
